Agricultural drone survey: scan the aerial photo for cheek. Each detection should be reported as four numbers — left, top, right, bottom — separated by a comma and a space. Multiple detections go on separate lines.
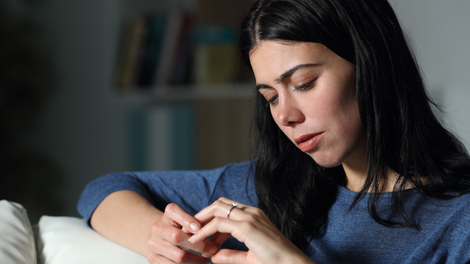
334, 99, 364, 151
316, 83, 362, 143
328, 82, 359, 122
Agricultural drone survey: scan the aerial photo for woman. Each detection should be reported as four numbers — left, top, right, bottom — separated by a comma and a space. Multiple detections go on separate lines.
78, 0, 470, 263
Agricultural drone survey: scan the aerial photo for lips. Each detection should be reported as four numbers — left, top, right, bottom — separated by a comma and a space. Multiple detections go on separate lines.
294, 133, 324, 152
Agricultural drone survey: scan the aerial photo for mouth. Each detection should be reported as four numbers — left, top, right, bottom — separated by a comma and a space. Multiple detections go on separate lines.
294, 133, 324, 152
294, 133, 321, 144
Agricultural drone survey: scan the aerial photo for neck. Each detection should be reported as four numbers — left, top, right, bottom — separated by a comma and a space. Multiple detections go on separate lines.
341, 134, 369, 192
342, 162, 416, 193
340, 135, 409, 193
342, 160, 368, 192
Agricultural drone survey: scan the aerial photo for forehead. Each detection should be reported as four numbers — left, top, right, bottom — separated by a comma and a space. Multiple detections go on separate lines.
250, 39, 329, 55
249, 40, 332, 79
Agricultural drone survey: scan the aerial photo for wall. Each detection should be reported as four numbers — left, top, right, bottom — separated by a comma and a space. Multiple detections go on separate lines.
27, 0, 131, 217
390, 0, 470, 148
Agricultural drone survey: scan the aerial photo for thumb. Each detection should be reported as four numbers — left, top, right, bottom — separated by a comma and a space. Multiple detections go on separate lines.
211, 249, 251, 264
165, 203, 201, 234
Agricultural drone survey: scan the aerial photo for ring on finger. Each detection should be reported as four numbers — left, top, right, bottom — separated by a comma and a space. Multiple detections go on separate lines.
226, 202, 238, 219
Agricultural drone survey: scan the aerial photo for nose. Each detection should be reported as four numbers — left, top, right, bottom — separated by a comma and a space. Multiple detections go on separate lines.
275, 95, 305, 126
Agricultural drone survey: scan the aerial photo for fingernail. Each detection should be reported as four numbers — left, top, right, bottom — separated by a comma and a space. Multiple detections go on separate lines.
188, 235, 195, 242
209, 246, 218, 254
189, 222, 199, 232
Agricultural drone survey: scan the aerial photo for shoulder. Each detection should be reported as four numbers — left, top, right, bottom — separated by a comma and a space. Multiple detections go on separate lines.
220, 161, 253, 176
415, 191, 470, 223
209, 161, 257, 207
216, 161, 255, 187
432, 193, 470, 262
423, 192, 470, 242
401, 192, 470, 262
446, 192, 470, 228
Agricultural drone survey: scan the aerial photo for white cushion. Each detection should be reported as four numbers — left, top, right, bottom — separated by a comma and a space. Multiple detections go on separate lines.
36, 216, 148, 264
0, 200, 37, 264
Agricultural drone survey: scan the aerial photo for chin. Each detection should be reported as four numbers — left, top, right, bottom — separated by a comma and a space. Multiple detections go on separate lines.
308, 153, 344, 168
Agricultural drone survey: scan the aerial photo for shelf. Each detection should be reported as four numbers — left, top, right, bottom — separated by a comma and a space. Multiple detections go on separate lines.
108, 0, 256, 105
113, 83, 255, 104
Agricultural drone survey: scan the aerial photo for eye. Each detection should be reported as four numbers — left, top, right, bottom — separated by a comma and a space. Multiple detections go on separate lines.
293, 79, 316, 92
267, 94, 279, 105
258, 89, 279, 106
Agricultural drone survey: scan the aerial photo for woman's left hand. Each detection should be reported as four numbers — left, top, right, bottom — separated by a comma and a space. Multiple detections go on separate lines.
188, 197, 316, 264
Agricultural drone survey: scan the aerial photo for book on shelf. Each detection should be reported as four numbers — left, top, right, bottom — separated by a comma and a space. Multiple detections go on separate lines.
168, 13, 196, 86
114, 11, 196, 93
129, 105, 195, 171
115, 15, 147, 91
154, 10, 184, 86
136, 15, 167, 88
193, 25, 238, 88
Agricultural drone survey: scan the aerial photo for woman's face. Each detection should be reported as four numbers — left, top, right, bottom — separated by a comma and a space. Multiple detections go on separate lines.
250, 40, 366, 168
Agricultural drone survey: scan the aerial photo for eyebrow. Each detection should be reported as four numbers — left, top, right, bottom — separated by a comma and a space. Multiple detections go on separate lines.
256, 63, 319, 90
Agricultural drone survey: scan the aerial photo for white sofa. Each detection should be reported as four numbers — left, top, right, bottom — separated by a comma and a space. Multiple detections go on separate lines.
0, 200, 148, 264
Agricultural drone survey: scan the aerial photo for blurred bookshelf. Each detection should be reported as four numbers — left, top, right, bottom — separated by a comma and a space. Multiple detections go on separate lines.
105, 0, 256, 171
114, 83, 255, 104
109, 0, 255, 103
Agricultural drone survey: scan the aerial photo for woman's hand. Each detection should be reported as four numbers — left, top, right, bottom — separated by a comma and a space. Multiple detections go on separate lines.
147, 203, 219, 264
188, 198, 316, 264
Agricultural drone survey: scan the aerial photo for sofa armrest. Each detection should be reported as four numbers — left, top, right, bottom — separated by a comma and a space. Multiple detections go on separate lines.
35, 216, 148, 264
0, 200, 37, 264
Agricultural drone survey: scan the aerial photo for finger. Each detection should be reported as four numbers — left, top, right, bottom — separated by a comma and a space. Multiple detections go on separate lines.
147, 251, 177, 264
211, 249, 250, 264
149, 239, 211, 264
217, 197, 241, 205
196, 201, 261, 226
216, 198, 266, 218
181, 227, 191, 234
165, 203, 201, 234
189, 218, 243, 245
158, 225, 219, 255
208, 232, 231, 247
198, 231, 232, 258
194, 200, 247, 225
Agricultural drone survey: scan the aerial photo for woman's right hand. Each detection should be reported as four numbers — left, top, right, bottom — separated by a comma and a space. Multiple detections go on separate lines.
147, 203, 219, 264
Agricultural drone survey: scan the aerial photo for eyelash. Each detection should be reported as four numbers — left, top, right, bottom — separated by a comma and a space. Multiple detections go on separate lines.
266, 79, 317, 105
294, 79, 316, 92
267, 95, 279, 105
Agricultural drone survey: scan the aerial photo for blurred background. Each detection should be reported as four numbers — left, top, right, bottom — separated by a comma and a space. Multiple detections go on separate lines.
0, 0, 469, 223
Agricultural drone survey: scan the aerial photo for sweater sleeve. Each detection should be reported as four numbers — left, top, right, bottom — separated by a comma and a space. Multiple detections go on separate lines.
76, 161, 255, 225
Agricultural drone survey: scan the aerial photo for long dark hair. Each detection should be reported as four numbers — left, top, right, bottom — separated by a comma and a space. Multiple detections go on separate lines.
240, 0, 470, 252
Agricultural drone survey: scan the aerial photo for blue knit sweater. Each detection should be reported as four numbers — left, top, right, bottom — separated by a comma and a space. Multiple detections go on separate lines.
77, 161, 470, 263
